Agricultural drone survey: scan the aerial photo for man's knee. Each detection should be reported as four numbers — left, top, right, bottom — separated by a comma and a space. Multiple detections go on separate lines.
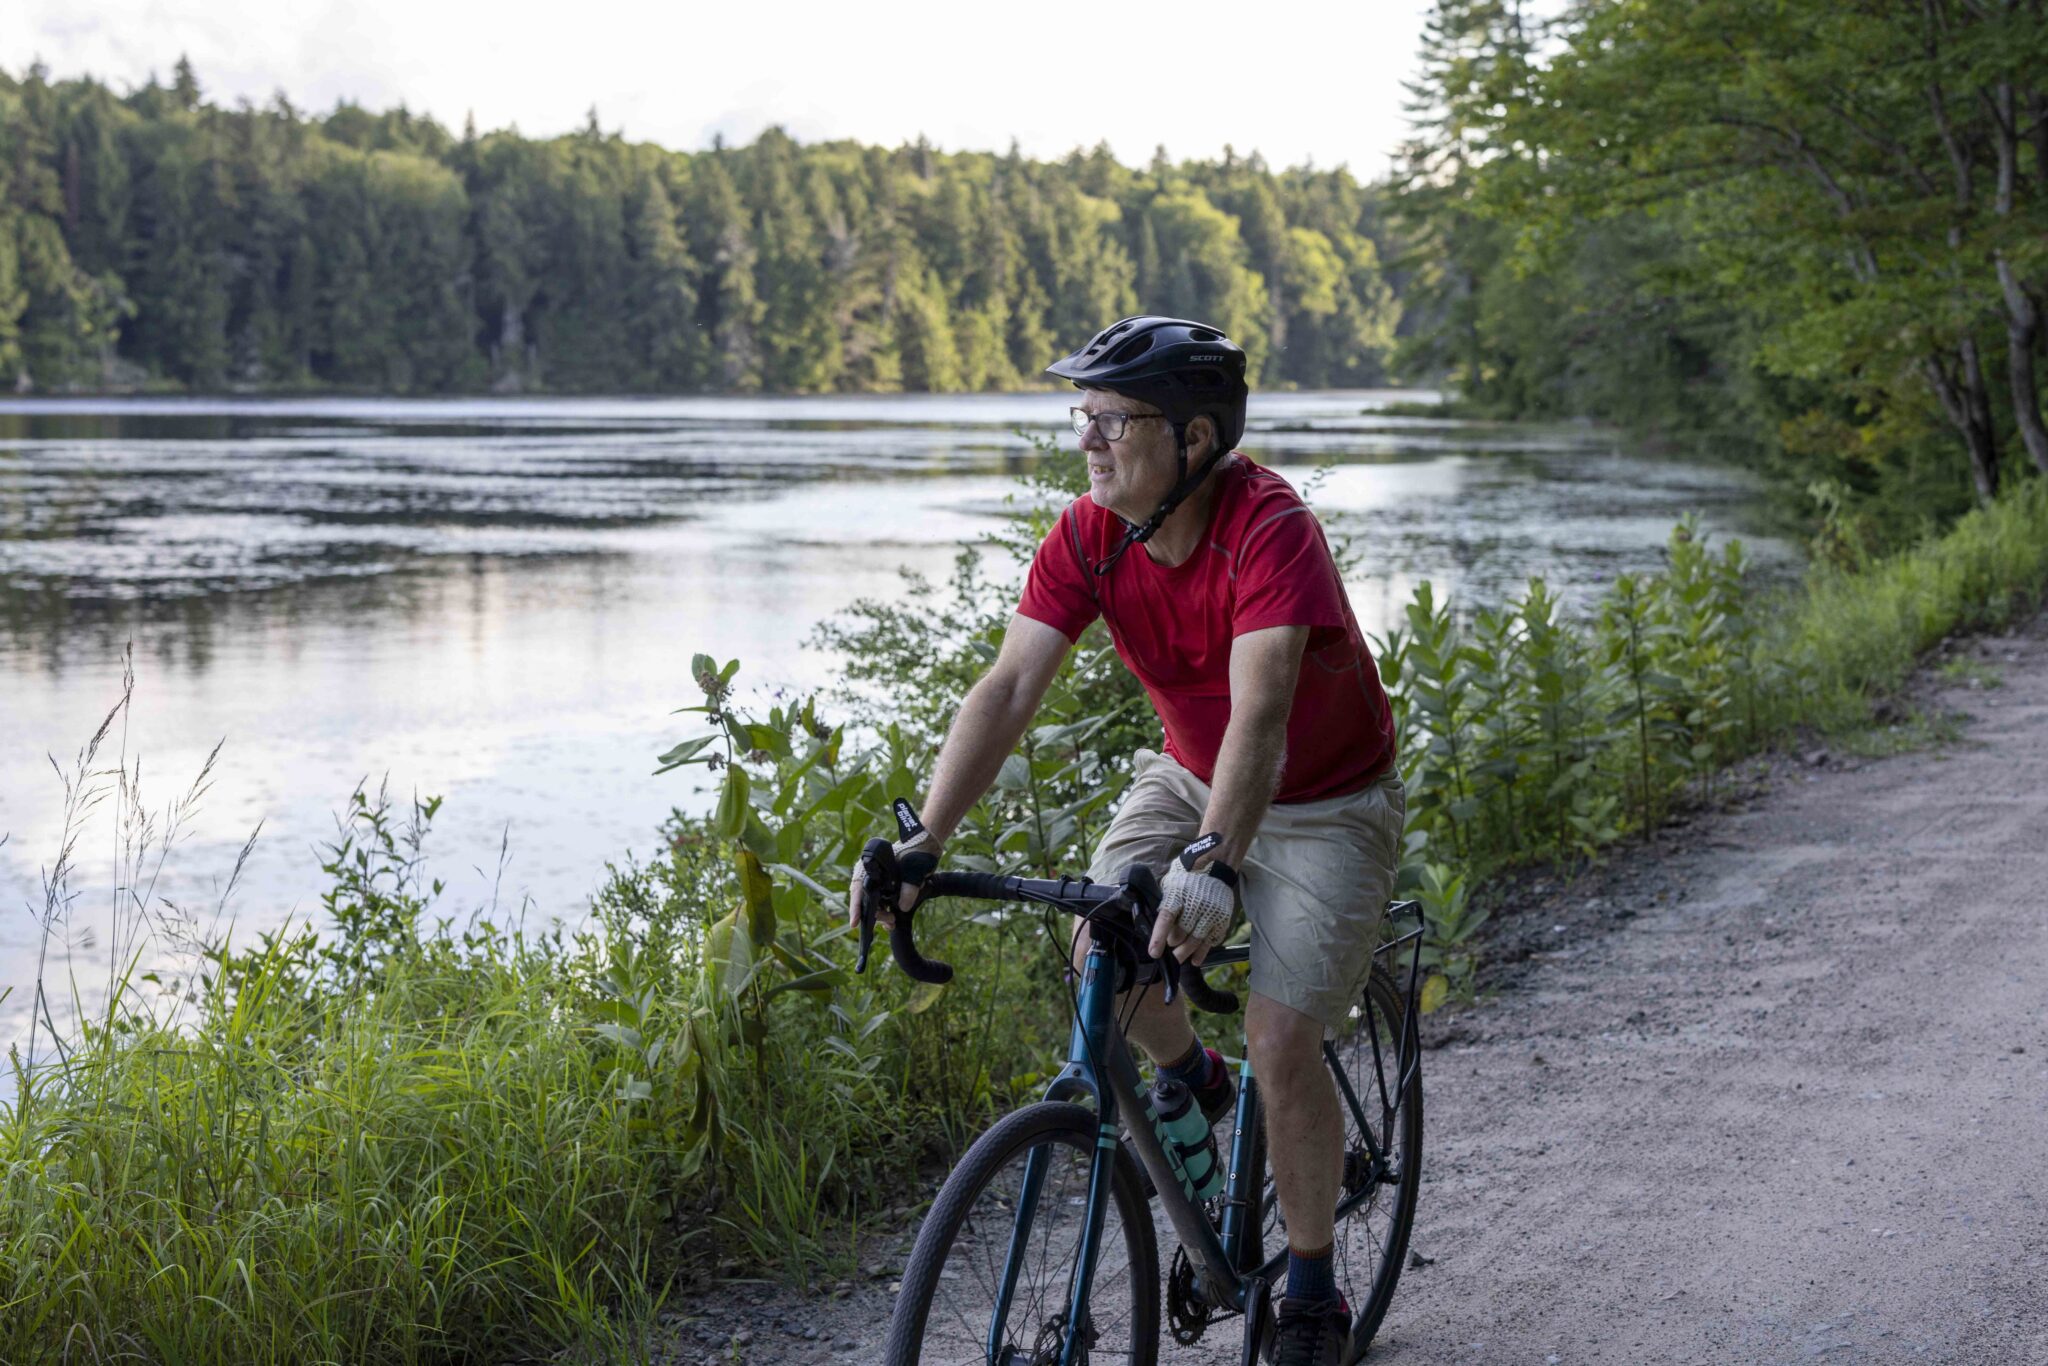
1245, 994, 1324, 1085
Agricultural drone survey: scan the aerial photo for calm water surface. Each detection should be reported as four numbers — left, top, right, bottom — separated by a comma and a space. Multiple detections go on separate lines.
0, 392, 1794, 1050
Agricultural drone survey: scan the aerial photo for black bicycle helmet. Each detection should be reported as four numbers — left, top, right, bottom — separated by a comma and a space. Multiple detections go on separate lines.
1046, 316, 1250, 575
1046, 316, 1249, 452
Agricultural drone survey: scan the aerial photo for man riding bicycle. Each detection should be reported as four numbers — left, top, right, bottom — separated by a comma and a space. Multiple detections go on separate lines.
848, 315, 1404, 1366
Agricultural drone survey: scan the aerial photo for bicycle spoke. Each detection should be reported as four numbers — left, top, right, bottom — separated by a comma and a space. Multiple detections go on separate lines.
915, 1131, 1146, 1364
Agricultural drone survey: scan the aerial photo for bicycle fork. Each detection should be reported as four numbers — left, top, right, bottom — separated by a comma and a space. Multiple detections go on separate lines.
995, 938, 1255, 1364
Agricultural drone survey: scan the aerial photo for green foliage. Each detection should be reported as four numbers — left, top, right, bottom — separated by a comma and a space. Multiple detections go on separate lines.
1396, 0, 2048, 531
1415, 862, 1487, 1013
0, 62, 1405, 395
6, 472, 2045, 1358
2, 832, 676, 1362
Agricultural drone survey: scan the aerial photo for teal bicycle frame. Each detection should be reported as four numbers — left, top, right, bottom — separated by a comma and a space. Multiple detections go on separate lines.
988, 912, 1420, 1366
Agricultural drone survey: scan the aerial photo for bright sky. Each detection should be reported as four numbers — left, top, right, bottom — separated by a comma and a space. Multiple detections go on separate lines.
7, 0, 1434, 174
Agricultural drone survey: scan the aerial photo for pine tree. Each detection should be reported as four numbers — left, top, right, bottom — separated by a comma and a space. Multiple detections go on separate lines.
624, 172, 701, 388
685, 149, 764, 391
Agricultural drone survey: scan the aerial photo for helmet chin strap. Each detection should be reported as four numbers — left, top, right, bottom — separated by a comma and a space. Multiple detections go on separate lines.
1092, 422, 1229, 578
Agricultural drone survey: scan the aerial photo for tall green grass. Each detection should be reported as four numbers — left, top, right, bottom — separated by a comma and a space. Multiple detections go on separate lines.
4, 466, 2042, 1364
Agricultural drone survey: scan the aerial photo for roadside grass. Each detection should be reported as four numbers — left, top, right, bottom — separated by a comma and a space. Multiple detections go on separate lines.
1935, 656, 2005, 690
3, 455, 2042, 1364
1830, 703, 1973, 759
1777, 477, 2047, 724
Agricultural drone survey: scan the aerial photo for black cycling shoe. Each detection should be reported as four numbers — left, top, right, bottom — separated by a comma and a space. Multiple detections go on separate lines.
1269, 1294, 1352, 1366
1187, 1047, 1236, 1126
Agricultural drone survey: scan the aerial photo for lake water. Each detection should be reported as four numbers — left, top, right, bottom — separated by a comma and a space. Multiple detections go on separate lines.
0, 391, 1795, 1052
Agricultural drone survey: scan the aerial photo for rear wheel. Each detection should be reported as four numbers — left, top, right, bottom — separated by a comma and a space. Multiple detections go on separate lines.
883, 1101, 1161, 1365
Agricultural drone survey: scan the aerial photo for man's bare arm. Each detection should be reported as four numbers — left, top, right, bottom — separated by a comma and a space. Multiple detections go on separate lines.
1148, 624, 1305, 964
847, 613, 1071, 924
915, 613, 1072, 843
1198, 624, 1307, 867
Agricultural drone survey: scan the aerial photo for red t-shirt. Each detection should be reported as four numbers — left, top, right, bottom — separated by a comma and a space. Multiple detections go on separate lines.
1017, 455, 1396, 803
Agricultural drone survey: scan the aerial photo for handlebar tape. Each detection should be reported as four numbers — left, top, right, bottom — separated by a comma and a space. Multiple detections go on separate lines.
921, 870, 1017, 901
1181, 966, 1241, 1015
887, 914, 953, 984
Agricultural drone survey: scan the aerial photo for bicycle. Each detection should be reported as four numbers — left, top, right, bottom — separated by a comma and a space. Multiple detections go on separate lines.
854, 802, 1425, 1365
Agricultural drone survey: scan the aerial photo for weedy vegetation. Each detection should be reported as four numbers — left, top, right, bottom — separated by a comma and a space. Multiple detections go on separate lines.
4, 449, 2043, 1364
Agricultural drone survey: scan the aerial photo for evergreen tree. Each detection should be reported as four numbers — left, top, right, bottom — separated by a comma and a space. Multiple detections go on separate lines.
624, 172, 702, 388
745, 129, 838, 392
686, 149, 764, 391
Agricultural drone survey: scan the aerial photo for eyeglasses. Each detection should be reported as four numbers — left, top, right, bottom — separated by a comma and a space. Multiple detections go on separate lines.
1070, 408, 1168, 442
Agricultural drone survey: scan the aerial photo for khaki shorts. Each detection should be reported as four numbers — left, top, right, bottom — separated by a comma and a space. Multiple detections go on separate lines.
1087, 749, 1406, 1033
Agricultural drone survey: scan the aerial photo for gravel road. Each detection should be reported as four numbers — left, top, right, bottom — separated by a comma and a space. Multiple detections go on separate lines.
658, 610, 2048, 1365
1368, 611, 2048, 1366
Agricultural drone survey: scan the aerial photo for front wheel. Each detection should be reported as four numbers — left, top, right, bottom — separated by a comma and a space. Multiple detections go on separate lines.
883, 1101, 1161, 1366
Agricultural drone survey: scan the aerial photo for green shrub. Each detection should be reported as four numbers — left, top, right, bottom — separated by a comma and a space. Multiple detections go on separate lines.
6, 453, 2042, 1364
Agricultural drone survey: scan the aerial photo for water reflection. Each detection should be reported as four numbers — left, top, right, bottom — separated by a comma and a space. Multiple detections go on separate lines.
0, 392, 1794, 1053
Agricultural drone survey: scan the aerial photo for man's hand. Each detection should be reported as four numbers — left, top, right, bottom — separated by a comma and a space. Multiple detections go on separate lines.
845, 833, 942, 932
1148, 849, 1237, 966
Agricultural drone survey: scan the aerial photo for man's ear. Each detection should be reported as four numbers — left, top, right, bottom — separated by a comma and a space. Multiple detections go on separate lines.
1186, 415, 1217, 461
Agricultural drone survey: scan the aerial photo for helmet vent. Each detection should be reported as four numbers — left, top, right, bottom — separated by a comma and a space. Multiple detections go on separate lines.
1188, 328, 1220, 342
1108, 334, 1154, 365
1087, 320, 1136, 355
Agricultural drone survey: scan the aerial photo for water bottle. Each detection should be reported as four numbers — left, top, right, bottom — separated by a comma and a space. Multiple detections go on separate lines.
1151, 1077, 1226, 1201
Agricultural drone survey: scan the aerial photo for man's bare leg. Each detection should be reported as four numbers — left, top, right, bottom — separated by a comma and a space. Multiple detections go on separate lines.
1245, 992, 1340, 1256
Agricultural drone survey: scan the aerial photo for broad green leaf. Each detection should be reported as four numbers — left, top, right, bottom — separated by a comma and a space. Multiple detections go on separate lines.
713, 764, 750, 838
737, 848, 776, 946
1419, 973, 1449, 1015
705, 910, 755, 1000
654, 734, 717, 770
594, 1022, 642, 1049
771, 862, 838, 902
904, 980, 949, 1014
745, 723, 791, 758
767, 968, 850, 997
995, 753, 1031, 790
740, 812, 777, 860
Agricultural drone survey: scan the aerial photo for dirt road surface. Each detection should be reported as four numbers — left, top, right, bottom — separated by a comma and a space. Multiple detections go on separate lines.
662, 611, 2047, 1365
1367, 612, 2048, 1366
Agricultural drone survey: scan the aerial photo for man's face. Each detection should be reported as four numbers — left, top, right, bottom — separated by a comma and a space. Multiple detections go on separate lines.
1075, 389, 1186, 522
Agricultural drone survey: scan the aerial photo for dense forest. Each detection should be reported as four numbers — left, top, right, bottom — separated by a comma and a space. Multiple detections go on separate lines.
1395, 0, 2048, 532
0, 58, 1399, 396
3, 0, 2045, 532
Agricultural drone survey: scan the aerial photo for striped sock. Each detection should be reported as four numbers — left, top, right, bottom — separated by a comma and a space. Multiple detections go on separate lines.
1159, 1039, 1217, 1091
1286, 1242, 1336, 1302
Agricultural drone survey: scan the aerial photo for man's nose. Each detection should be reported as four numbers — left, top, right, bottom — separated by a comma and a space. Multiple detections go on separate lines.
1078, 419, 1107, 451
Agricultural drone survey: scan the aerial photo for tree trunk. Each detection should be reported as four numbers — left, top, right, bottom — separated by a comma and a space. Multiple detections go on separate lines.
1997, 263, 2048, 475
1922, 347, 2002, 503
1983, 79, 2048, 474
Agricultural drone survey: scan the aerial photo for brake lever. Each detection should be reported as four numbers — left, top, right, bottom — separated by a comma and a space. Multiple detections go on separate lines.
854, 837, 897, 975
1119, 864, 1181, 1005
1157, 948, 1181, 1005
